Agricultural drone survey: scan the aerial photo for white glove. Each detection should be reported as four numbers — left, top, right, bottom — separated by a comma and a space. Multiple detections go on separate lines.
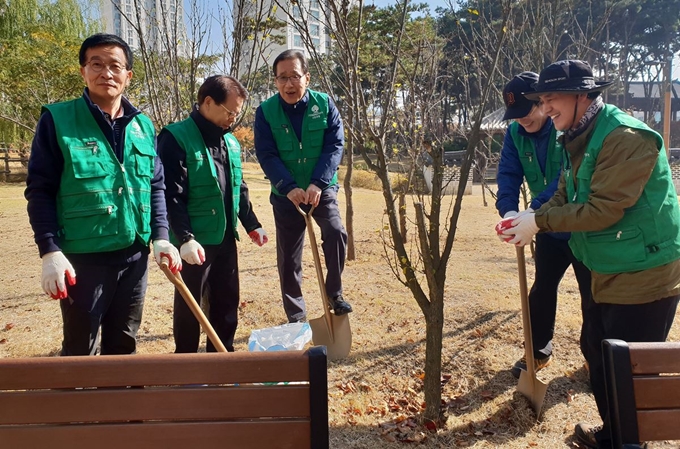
41, 251, 76, 299
248, 228, 268, 247
503, 210, 518, 219
516, 207, 534, 218
180, 239, 206, 265
153, 239, 182, 273
503, 213, 539, 246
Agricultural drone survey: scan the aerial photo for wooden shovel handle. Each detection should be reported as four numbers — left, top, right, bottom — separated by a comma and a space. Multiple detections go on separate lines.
160, 256, 228, 353
296, 205, 335, 341
516, 246, 538, 378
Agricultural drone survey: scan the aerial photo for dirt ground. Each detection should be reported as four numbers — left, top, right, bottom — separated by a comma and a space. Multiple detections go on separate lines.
1, 171, 679, 448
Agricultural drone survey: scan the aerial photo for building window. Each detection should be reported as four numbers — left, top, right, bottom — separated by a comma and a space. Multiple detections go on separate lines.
312, 37, 320, 47
310, 24, 320, 36
293, 5, 302, 18
293, 34, 303, 47
127, 28, 134, 46
310, 0, 319, 8
310, 9, 320, 19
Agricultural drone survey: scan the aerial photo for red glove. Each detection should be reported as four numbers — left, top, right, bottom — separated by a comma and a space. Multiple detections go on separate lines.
495, 217, 515, 243
248, 228, 268, 247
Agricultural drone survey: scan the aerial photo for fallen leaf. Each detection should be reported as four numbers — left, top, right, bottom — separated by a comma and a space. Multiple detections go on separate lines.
480, 390, 495, 400
4, 323, 14, 331
0, 339, 6, 344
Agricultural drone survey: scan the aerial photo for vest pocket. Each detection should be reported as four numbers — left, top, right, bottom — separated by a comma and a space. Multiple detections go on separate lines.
188, 206, 219, 233
586, 226, 646, 265
132, 143, 155, 177
61, 204, 118, 241
71, 158, 108, 179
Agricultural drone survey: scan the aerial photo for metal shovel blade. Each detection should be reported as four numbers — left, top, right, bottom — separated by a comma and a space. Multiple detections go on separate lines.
309, 313, 352, 361
517, 369, 548, 417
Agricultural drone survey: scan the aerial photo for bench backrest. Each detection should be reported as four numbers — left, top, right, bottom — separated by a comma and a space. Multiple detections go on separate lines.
0, 346, 328, 449
603, 339, 680, 449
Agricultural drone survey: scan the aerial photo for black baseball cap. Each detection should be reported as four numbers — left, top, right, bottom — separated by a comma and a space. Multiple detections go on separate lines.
502, 72, 540, 121
523, 60, 614, 100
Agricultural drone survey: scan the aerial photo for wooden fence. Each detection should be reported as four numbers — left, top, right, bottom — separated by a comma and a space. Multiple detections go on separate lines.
1, 146, 29, 182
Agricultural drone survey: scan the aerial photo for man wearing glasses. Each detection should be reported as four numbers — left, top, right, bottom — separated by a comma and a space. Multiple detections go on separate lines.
254, 50, 352, 323
24, 33, 181, 356
158, 75, 268, 352
495, 72, 592, 379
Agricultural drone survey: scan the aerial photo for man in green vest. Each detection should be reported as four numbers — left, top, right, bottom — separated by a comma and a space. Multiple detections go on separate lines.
499, 60, 680, 449
159, 75, 268, 352
496, 72, 592, 380
24, 33, 181, 356
254, 50, 351, 323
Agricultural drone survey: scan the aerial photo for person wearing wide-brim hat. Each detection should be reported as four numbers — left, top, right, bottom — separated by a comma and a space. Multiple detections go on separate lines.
499, 59, 680, 449
496, 71, 592, 381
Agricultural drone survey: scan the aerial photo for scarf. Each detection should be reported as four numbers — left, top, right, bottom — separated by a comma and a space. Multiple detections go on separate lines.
566, 95, 604, 140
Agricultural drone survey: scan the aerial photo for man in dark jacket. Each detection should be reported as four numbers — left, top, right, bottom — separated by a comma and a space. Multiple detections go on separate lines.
500, 60, 680, 449
496, 72, 592, 379
24, 33, 181, 356
254, 50, 351, 323
159, 75, 267, 352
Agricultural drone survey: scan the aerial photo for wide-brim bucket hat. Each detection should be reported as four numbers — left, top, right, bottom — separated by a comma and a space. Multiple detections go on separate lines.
523, 60, 614, 101
502, 71, 540, 121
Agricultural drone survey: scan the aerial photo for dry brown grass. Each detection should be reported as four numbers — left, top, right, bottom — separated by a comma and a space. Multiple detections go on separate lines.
1, 175, 679, 448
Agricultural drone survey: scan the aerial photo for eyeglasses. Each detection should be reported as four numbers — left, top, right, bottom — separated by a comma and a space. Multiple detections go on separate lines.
275, 74, 306, 84
219, 103, 243, 119
86, 60, 127, 74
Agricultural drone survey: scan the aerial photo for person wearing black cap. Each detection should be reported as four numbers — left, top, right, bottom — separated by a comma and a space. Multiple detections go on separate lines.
496, 71, 592, 380
499, 60, 680, 449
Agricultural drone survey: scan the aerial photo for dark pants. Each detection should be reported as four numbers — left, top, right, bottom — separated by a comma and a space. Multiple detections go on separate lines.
529, 233, 592, 359
270, 187, 348, 322
173, 234, 239, 353
584, 294, 679, 447
60, 256, 147, 356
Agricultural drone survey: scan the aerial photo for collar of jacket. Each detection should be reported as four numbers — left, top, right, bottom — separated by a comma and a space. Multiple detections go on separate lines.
82, 87, 139, 121
561, 112, 600, 158
279, 90, 309, 114
191, 106, 229, 142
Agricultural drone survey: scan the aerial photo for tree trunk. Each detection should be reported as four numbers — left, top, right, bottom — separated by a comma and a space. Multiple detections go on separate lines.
423, 289, 444, 423
345, 135, 356, 260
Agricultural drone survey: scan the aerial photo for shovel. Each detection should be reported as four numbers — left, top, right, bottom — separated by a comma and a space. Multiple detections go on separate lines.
296, 205, 352, 361
515, 246, 548, 418
159, 256, 228, 353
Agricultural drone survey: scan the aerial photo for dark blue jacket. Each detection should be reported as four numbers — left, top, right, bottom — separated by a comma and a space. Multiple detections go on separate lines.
495, 118, 568, 240
253, 90, 344, 195
24, 89, 169, 264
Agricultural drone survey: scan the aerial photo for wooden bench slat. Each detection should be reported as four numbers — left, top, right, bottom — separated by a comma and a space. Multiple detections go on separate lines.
629, 342, 680, 374
637, 409, 680, 441
0, 385, 311, 425
0, 420, 311, 449
0, 352, 310, 390
633, 376, 680, 409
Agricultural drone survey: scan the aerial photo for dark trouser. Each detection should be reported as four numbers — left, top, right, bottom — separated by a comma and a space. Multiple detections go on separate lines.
529, 233, 592, 359
60, 256, 147, 356
583, 294, 679, 448
270, 187, 348, 322
173, 234, 239, 353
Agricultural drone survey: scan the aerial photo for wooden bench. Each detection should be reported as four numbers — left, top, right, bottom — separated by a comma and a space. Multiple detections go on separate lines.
603, 339, 680, 449
0, 346, 328, 449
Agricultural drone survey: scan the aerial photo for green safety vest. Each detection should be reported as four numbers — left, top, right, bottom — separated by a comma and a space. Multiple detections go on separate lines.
509, 121, 561, 199
46, 98, 156, 254
164, 117, 242, 244
565, 104, 680, 274
260, 89, 337, 195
